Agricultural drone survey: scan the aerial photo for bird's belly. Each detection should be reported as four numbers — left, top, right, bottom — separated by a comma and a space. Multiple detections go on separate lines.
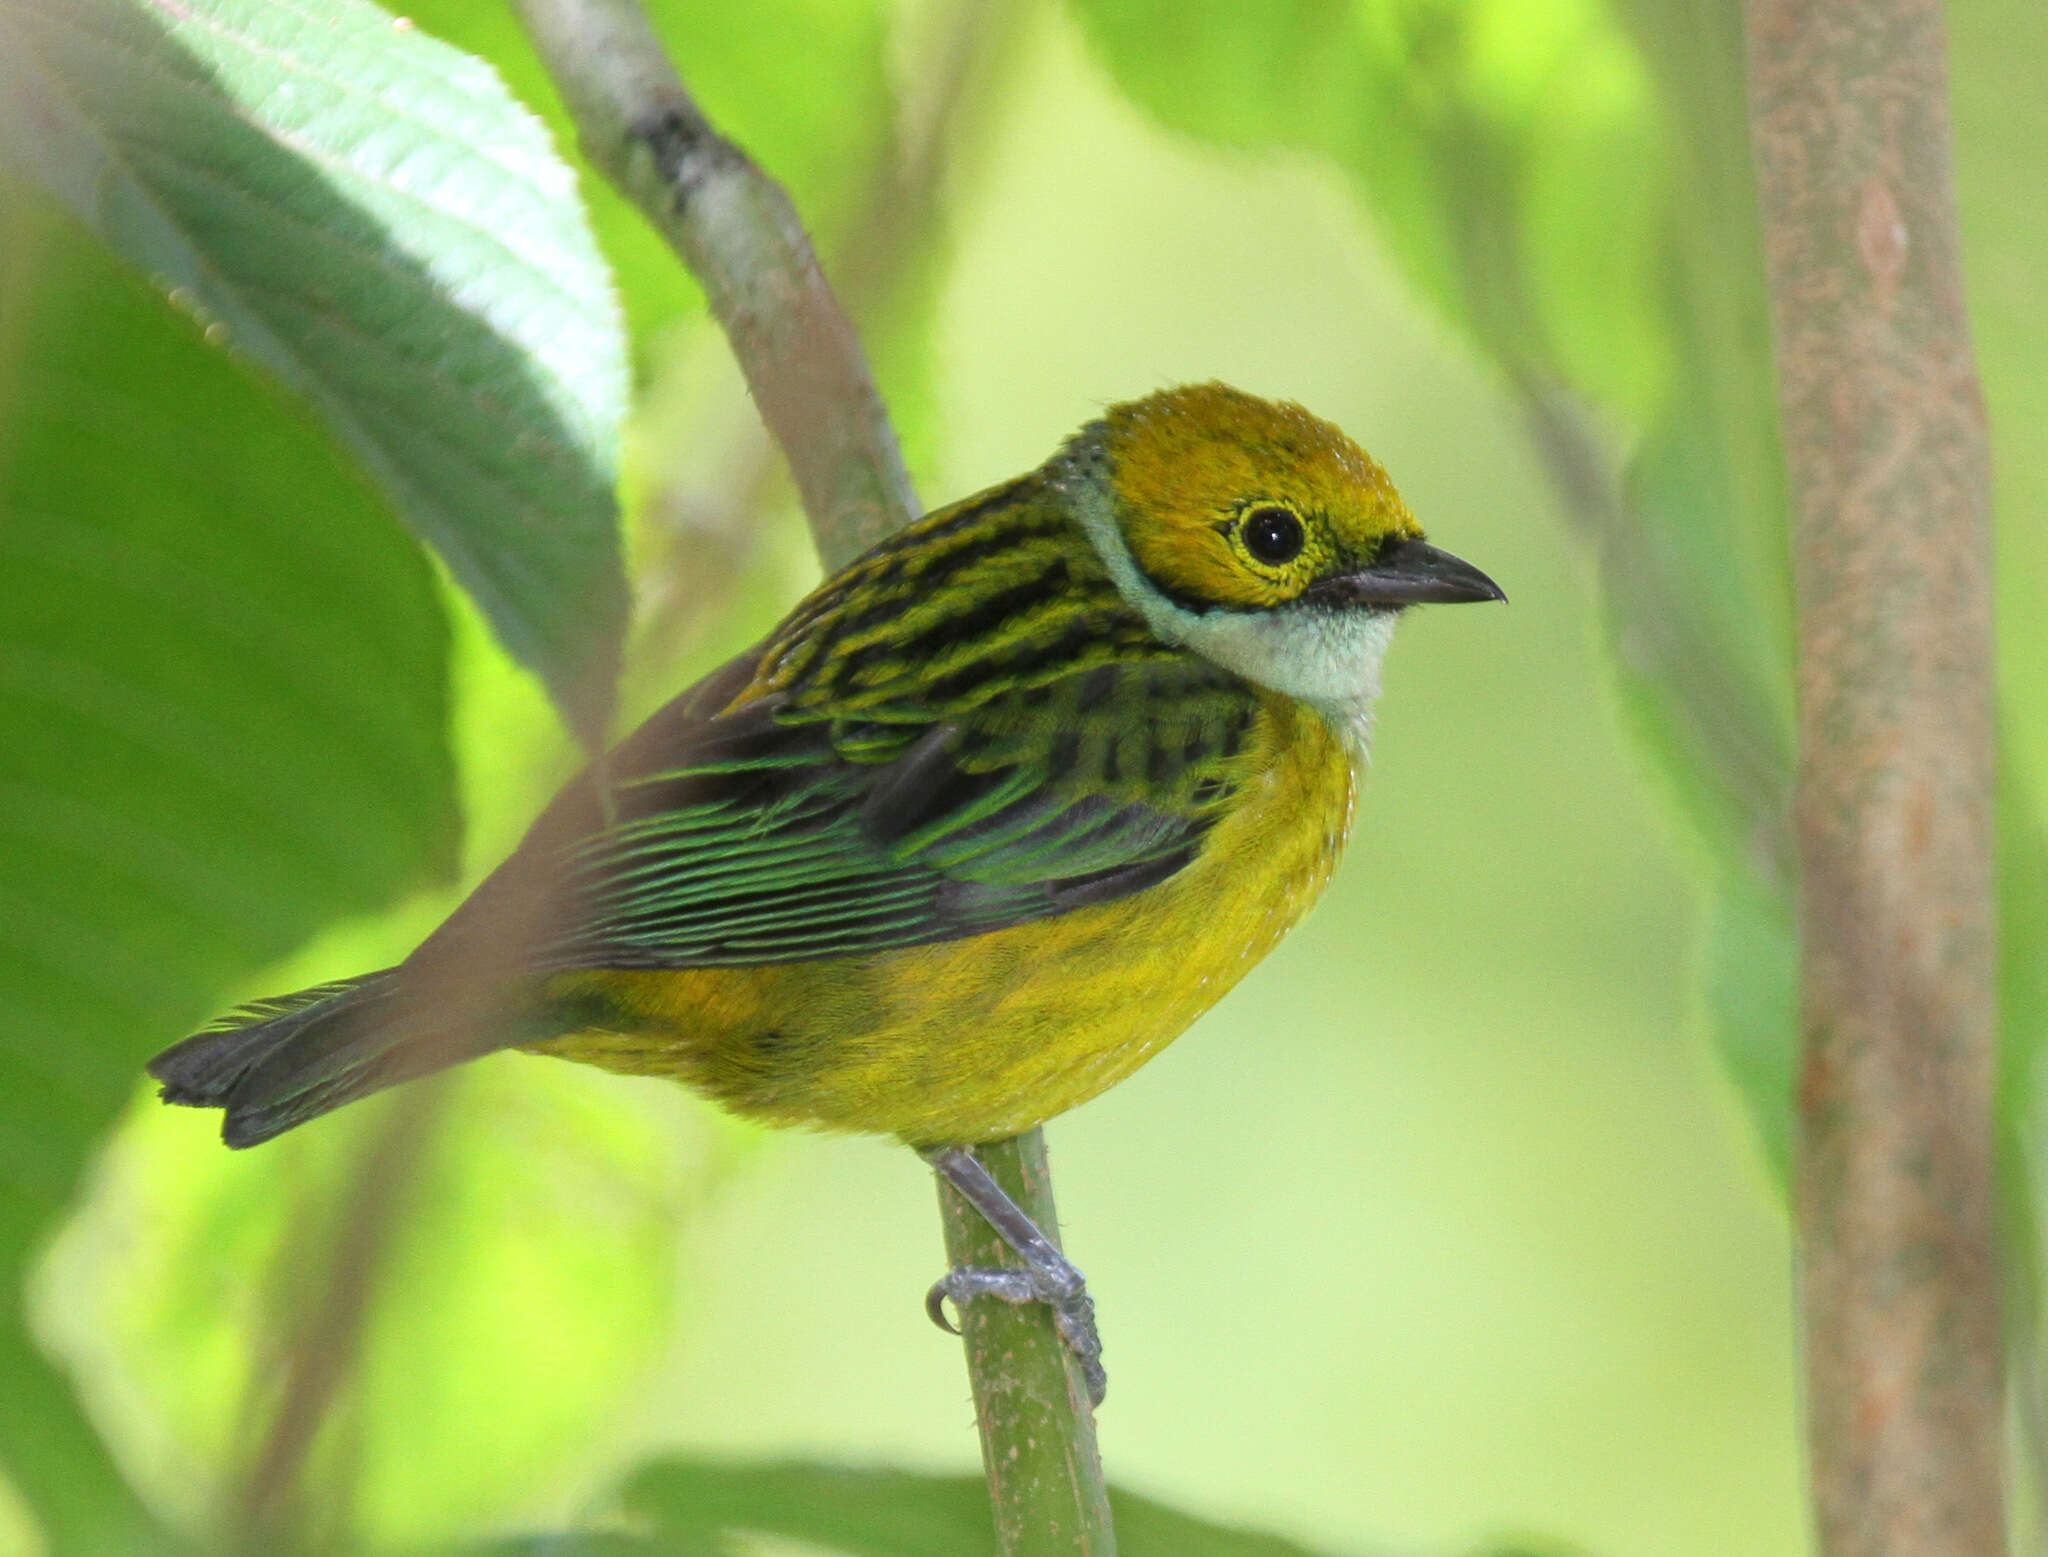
536, 704, 1356, 1145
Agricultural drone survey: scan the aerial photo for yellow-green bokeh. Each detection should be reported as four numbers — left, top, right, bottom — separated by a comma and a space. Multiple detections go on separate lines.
26, 0, 2048, 1554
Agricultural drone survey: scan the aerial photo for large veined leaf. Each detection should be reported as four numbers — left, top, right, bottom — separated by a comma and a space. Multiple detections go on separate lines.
385, 0, 952, 709
0, 196, 460, 1555
0, 0, 629, 741
393, 0, 901, 356
394, 0, 951, 626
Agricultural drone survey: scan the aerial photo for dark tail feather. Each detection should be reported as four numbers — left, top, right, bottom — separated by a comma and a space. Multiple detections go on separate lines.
150, 971, 432, 1147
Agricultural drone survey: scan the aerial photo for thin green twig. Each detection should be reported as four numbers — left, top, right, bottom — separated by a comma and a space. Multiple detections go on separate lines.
936, 1132, 1115, 1556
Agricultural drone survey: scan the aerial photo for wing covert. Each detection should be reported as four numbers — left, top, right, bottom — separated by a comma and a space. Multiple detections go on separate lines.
404, 486, 1266, 978
516, 653, 1262, 970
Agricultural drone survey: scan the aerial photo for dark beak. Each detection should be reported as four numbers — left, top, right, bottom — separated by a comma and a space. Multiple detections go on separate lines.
1302, 537, 1506, 608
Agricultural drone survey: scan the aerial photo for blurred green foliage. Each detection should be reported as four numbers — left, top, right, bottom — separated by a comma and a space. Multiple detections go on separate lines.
0, 203, 459, 1554
1070, 0, 1673, 420
463, 1457, 1597, 1555
0, 0, 631, 741
476, 1459, 1352, 1556
0, 0, 2041, 1554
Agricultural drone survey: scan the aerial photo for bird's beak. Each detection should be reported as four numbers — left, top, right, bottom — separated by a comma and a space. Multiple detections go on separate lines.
1303, 538, 1506, 607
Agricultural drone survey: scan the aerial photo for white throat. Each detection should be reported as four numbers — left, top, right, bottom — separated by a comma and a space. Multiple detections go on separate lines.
1061, 456, 1396, 754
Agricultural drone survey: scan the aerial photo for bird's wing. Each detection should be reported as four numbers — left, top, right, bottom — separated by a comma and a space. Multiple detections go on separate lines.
526, 649, 1259, 969
403, 482, 1267, 976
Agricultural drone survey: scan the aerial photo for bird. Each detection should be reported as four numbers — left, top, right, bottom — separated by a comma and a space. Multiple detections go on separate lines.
148, 382, 1503, 1402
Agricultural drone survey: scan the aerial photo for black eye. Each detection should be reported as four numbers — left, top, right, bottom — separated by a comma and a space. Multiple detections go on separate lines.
1241, 506, 1305, 565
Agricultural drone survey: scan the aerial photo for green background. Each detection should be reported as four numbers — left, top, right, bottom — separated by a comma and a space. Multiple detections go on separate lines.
3, 0, 2043, 1553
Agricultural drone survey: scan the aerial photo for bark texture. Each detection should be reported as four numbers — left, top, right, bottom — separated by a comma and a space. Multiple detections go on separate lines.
1745, 1, 2004, 1552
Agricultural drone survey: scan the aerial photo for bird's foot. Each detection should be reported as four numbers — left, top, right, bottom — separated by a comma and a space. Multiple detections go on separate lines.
920, 1143, 1107, 1407
925, 1264, 1105, 1406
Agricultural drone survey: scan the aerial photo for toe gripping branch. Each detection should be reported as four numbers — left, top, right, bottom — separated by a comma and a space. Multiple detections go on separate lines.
922, 1144, 1107, 1408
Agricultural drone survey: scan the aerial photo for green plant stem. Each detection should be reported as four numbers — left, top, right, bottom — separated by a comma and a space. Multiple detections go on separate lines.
513, 2, 1115, 1545
936, 1130, 1115, 1556
1745, 1, 2004, 1552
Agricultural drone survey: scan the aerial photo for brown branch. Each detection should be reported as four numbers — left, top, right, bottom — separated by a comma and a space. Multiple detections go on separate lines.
630, 0, 1024, 665
511, 0, 917, 571
1745, 3, 2004, 1552
515, 1, 1114, 1546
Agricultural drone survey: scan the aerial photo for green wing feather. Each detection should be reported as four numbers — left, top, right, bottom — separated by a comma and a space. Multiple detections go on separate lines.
412, 477, 1264, 976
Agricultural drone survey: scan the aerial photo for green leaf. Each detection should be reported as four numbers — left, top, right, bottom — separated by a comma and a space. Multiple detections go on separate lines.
1997, 777, 2048, 1125
623, 1462, 992, 1557
0, 196, 459, 1554
0, 0, 629, 740
1107, 1485, 1359, 1556
391, 0, 898, 364
0, 1326, 178, 1557
1699, 873, 1798, 1185
1952, 0, 2048, 801
460, 1462, 1603, 1556
390, 0, 953, 545
1603, 394, 1793, 876
462, 1459, 1360, 1557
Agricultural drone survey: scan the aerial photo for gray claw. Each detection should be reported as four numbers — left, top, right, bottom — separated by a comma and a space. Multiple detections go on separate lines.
918, 1147, 1108, 1406
927, 1266, 1041, 1334
926, 1278, 959, 1335
925, 1264, 1108, 1407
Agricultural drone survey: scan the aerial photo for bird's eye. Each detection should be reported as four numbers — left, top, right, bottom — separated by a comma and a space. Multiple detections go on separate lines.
1241, 506, 1305, 566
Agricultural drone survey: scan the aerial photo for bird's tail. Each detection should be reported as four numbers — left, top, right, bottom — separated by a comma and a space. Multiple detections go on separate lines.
149, 970, 452, 1147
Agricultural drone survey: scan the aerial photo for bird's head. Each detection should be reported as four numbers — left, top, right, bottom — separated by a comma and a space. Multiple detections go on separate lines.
1058, 382, 1503, 716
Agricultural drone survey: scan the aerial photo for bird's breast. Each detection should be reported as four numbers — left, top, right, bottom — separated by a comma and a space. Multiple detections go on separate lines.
538, 693, 1358, 1145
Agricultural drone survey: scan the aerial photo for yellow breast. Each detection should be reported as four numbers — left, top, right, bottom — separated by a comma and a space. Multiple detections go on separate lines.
537, 693, 1357, 1145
